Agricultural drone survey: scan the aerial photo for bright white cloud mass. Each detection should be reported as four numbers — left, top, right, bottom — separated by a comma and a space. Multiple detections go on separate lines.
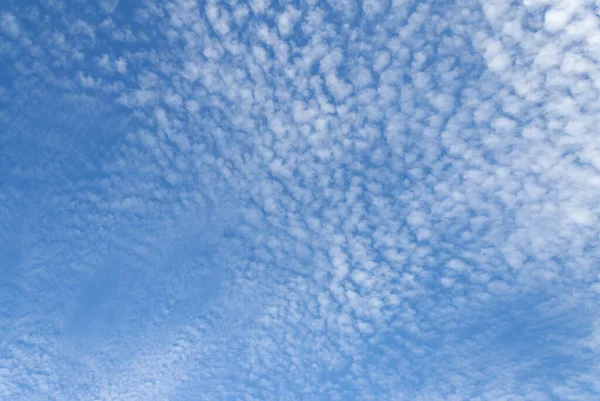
1, 0, 600, 400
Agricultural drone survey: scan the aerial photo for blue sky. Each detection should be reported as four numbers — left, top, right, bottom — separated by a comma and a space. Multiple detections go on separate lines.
1, 0, 600, 400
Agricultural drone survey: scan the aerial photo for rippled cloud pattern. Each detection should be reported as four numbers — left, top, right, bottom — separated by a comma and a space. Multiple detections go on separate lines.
1, 0, 600, 400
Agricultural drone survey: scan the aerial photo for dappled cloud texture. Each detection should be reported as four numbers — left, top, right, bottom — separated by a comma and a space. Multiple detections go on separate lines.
1, 0, 600, 400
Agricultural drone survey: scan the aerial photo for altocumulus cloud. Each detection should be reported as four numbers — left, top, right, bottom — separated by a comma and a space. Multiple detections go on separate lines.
1, 0, 600, 400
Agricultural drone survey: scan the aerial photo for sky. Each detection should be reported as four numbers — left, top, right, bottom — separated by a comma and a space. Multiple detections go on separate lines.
1, 0, 600, 400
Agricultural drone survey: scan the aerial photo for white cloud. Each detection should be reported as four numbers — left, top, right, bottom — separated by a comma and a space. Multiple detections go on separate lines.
115, 57, 127, 73
251, 0, 271, 14
0, 12, 19, 38
98, 0, 120, 13
544, 3, 575, 32
276, 6, 300, 37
